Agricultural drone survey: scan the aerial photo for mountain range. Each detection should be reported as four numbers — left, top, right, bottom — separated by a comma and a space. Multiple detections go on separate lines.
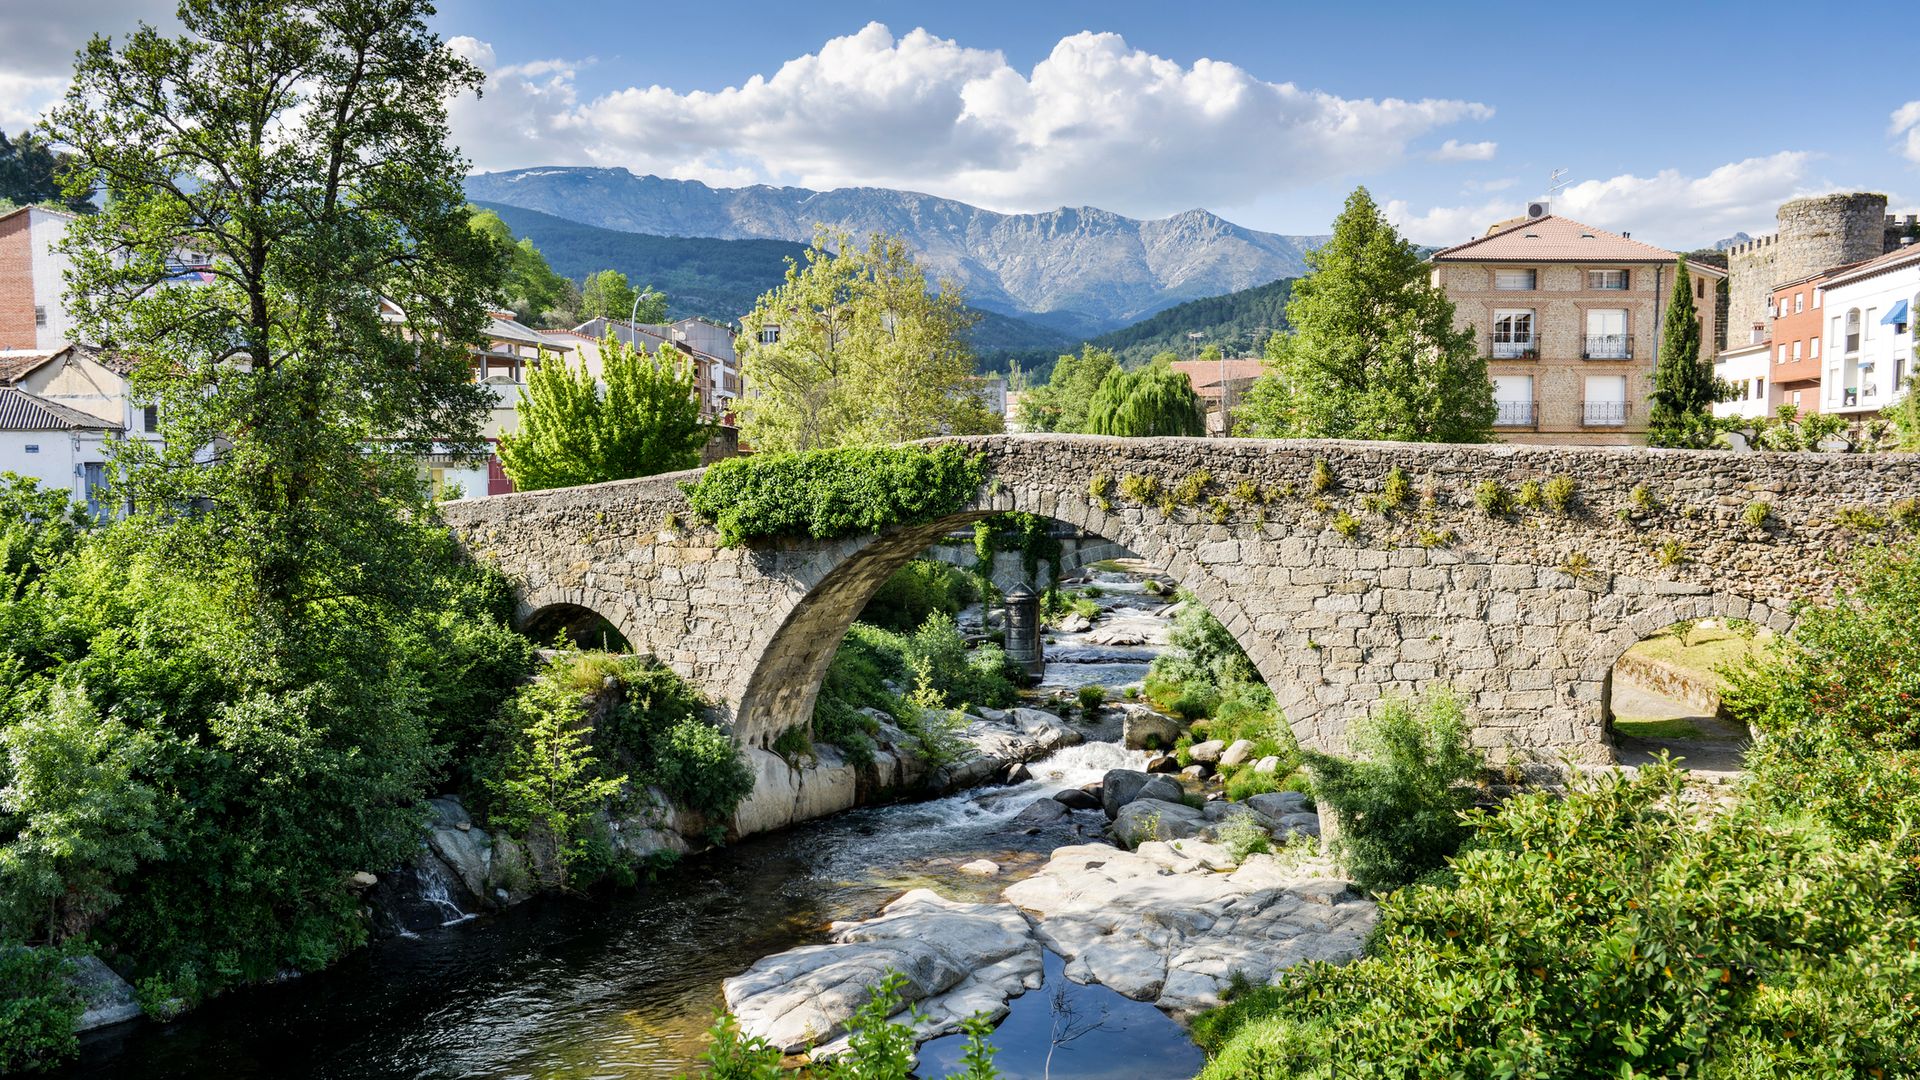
464, 167, 1326, 335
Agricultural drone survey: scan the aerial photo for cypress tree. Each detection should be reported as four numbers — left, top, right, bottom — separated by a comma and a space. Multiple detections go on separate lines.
1647, 258, 1722, 447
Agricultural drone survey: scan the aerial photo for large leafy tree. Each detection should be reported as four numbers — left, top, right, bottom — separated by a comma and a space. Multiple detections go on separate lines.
1015, 345, 1118, 433
580, 268, 666, 323
469, 207, 576, 325
0, 129, 95, 214
1646, 258, 1724, 447
1237, 187, 1494, 442
1083, 365, 1206, 437
22, 0, 534, 988
498, 334, 708, 490
736, 230, 1001, 452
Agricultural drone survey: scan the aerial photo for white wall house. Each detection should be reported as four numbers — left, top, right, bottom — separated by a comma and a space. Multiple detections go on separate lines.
1819, 245, 1920, 418
0, 387, 122, 517
1713, 341, 1774, 419
0, 206, 78, 351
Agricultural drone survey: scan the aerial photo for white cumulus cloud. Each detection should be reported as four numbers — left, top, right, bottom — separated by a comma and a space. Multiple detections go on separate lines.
1430, 139, 1497, 162
1892, 101, 1920, 165
1388, 152, 1820, 249
449, 21, 1494, 218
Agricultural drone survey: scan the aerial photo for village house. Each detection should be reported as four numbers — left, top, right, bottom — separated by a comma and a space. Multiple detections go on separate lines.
0, 205, 79, 351
1170, 357, 1264, 436
1430, 210, 1724, 445
1816, 243, 1920, 418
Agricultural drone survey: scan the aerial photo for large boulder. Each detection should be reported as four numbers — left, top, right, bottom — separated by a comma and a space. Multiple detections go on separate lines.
1122, 706, 1184, 751
1245, 791, 1314, 820
1138, 775, 1186, 805
1051, 788, 1101, 811
732, 747, 802, 838
1007, 797, 1070, 830
1112, 798, 1208, 846
1187, 739, 1228, 764
68, 954, 141, 1032
1218, 740, 1257, 767
1101, 769, 1154, 818
1145, 754, 1180, 774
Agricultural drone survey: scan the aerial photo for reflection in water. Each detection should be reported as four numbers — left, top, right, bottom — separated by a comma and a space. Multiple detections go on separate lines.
64, 741, 1193, 1079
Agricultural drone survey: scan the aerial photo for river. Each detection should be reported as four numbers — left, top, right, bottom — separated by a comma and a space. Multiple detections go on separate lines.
62, 567, 1204, 1079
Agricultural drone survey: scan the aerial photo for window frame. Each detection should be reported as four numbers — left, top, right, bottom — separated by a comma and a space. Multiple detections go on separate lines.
1587, 268, 1631, 291
1493, 268, 1538, 291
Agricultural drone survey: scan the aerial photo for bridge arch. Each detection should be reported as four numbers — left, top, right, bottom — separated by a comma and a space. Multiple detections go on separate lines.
444, 434, 1920, 764
733, 496, 1322, 751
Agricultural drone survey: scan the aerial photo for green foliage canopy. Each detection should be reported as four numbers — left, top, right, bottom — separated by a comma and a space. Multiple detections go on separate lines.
683, 444, 986, 546
0, 129, 94, 214
1236, 188, 1494, 442
1014, 345, 1117, 432
497, 333, 709, 491
1083, 365, 1207, 437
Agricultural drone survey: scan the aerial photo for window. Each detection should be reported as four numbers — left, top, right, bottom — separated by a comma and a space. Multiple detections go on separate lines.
1585, 309, 1629, 358
1492, 310, 1535, 357
33, 306, 46, 327
1866, 308, 1878, 342
1794, 390, 1803, 405
1795, 293, 1804, 313
1494, 269, 1537, 291
1814, 288, 1823, 309
1899, 356, 1910, 392
1779, 345, 1789, 365
1846, 310, 1862, 352
1756, 378, 1765, 400
1792, 341, 1802, 363
1583, 374, 1629, 426
1588, 269, 1630, 290
23, 444, 38, 455
82, 462, 108, 521
1696, 278, 1705, 299
1492, 374, 1535, 426
756, 325, 780, 345
1812, 336, 1821, 359
142, 405, 159, 432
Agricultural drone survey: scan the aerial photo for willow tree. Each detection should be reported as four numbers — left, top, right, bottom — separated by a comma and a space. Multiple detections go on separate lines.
499, 335, 708, 490
1238, 187, 1493, 442
1084, 365, 1206, 437
736, 231, 1001, 451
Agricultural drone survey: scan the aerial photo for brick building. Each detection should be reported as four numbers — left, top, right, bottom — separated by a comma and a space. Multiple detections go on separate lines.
0, 206, 78, 351
1431, 212, 1723, 445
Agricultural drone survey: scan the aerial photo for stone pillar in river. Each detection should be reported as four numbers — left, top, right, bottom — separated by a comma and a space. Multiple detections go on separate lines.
1003, 582, 1044, 680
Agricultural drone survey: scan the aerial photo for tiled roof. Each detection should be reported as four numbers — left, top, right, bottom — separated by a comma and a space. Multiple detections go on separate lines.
1822, 243, 1920, 289
1170, 359, 1266, 389
0, 387, 121, 431
0, 350, 60, 384
1431, 214, 1700, 266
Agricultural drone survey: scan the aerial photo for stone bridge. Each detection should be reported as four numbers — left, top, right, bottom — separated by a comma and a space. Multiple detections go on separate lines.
441, 435, 1920, 761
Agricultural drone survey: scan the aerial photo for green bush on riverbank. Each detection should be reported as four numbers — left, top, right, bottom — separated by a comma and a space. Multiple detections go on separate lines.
808, 614, 1018, 764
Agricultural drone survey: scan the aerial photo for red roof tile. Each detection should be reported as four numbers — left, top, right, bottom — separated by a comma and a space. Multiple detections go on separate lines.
1431, 215, 1712, 269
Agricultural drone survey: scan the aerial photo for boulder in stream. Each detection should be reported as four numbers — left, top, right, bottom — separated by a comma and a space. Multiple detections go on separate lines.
1187, 739, 1227, 764
1100, 769, 1153, 818
1121, 706, 1184, 751
1051, 788, 1101, 811
1218, 739, 1256, 767
1112, 798, 1208, 845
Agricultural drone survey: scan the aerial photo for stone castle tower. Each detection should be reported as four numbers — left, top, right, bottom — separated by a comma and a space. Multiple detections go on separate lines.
1726, 193, 1918, 346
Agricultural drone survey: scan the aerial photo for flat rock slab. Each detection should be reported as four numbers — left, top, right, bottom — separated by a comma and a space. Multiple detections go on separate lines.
724, 889, 1039, 1053
1005, 843, 1376, 1017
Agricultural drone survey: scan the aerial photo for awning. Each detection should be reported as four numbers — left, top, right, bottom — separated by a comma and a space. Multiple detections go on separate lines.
1884, 299, 1910, 325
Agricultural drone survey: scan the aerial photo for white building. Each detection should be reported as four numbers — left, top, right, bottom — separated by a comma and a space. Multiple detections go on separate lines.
1818, 244, 1920, 418
1713, 341, 1773, 419
0, 386, 122, 516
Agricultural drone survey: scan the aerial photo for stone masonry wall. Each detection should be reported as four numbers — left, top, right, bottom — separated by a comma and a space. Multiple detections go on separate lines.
1726, 193, 1892, 350
441, 434, 1920, 763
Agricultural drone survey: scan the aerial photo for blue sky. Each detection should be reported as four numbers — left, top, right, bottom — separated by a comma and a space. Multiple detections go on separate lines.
5, 1, 1918, 248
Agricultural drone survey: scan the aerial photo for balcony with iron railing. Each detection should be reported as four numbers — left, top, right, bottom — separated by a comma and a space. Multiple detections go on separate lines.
1493, 400, 1539, 428
1582, 400, 1631, 427
1491, 340, 1537, 360
1582, 334, 1635, 360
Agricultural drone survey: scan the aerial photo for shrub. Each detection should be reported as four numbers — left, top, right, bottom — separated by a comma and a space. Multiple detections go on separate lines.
1381, 466, 1411, 509
1832, 506, 1889, 532
1225, 768, 1282, 802
906, 613, 1016, 709
1303, 691, 1481, 893
770, 725, 813, 763
1654, 537, 1689, 567
1193, 760, 1920, 1079
819, 971, 920, 1080
1075, 684, 1106, 717
1330, 510, 1361, 539
1627, 482, 1658, 518
1215, 813, 1273, 862
1414, 528, 1455, 548
1308, 458, 1335, 494
1088, 471, 1114, 510
687, 1011, 784, 1080
651, 717, 755, 820
1893, 497, 1920, 530
859, 558, 973, 633
1117, 472, 1161, 506
1542, 474, 1576, 515
1743, 499, 1771, 529
1513, 478, 1542, 510
1471, 479, 1507, 515
0, 945, 82, 1073
1174, 468, 1212, 506
683, 445, 986, 546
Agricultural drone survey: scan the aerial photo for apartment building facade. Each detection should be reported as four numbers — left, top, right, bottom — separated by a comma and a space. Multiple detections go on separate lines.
0, 206, 77, 351
1431, 213, 1723, 445
1817, 244, 1920, 418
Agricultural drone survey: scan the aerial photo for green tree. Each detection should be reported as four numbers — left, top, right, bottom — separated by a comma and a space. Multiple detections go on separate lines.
470, 207, 574, 325
580, 268, 666, 322
1014, 345, 1117, 432
0, 129, 94, 214
1237, 187, 1494, 442
490, 673, 625, 889
736, 230, 1000, 451
1083, 365, 1206, 437
1647, 257, 1725, 448
0, 685, 162, 943
497, 333, 708, 490
1197, 342, 1224, 362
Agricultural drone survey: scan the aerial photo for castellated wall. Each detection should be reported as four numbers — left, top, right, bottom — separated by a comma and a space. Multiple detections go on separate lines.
1726, 193, 1893, 343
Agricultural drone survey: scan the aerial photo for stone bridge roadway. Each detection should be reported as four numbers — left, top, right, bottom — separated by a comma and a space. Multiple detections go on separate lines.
441, 435, 1920, 762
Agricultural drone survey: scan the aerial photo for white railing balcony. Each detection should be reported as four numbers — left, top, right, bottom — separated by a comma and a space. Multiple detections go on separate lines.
1492, 341, 1537, 360
1583, 334, 1634, 360
1582, 401, 1631, 427
1493, 400, 1538, 427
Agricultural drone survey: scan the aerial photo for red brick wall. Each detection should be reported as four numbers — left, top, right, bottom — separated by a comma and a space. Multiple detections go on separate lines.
0, 213, 37, 351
